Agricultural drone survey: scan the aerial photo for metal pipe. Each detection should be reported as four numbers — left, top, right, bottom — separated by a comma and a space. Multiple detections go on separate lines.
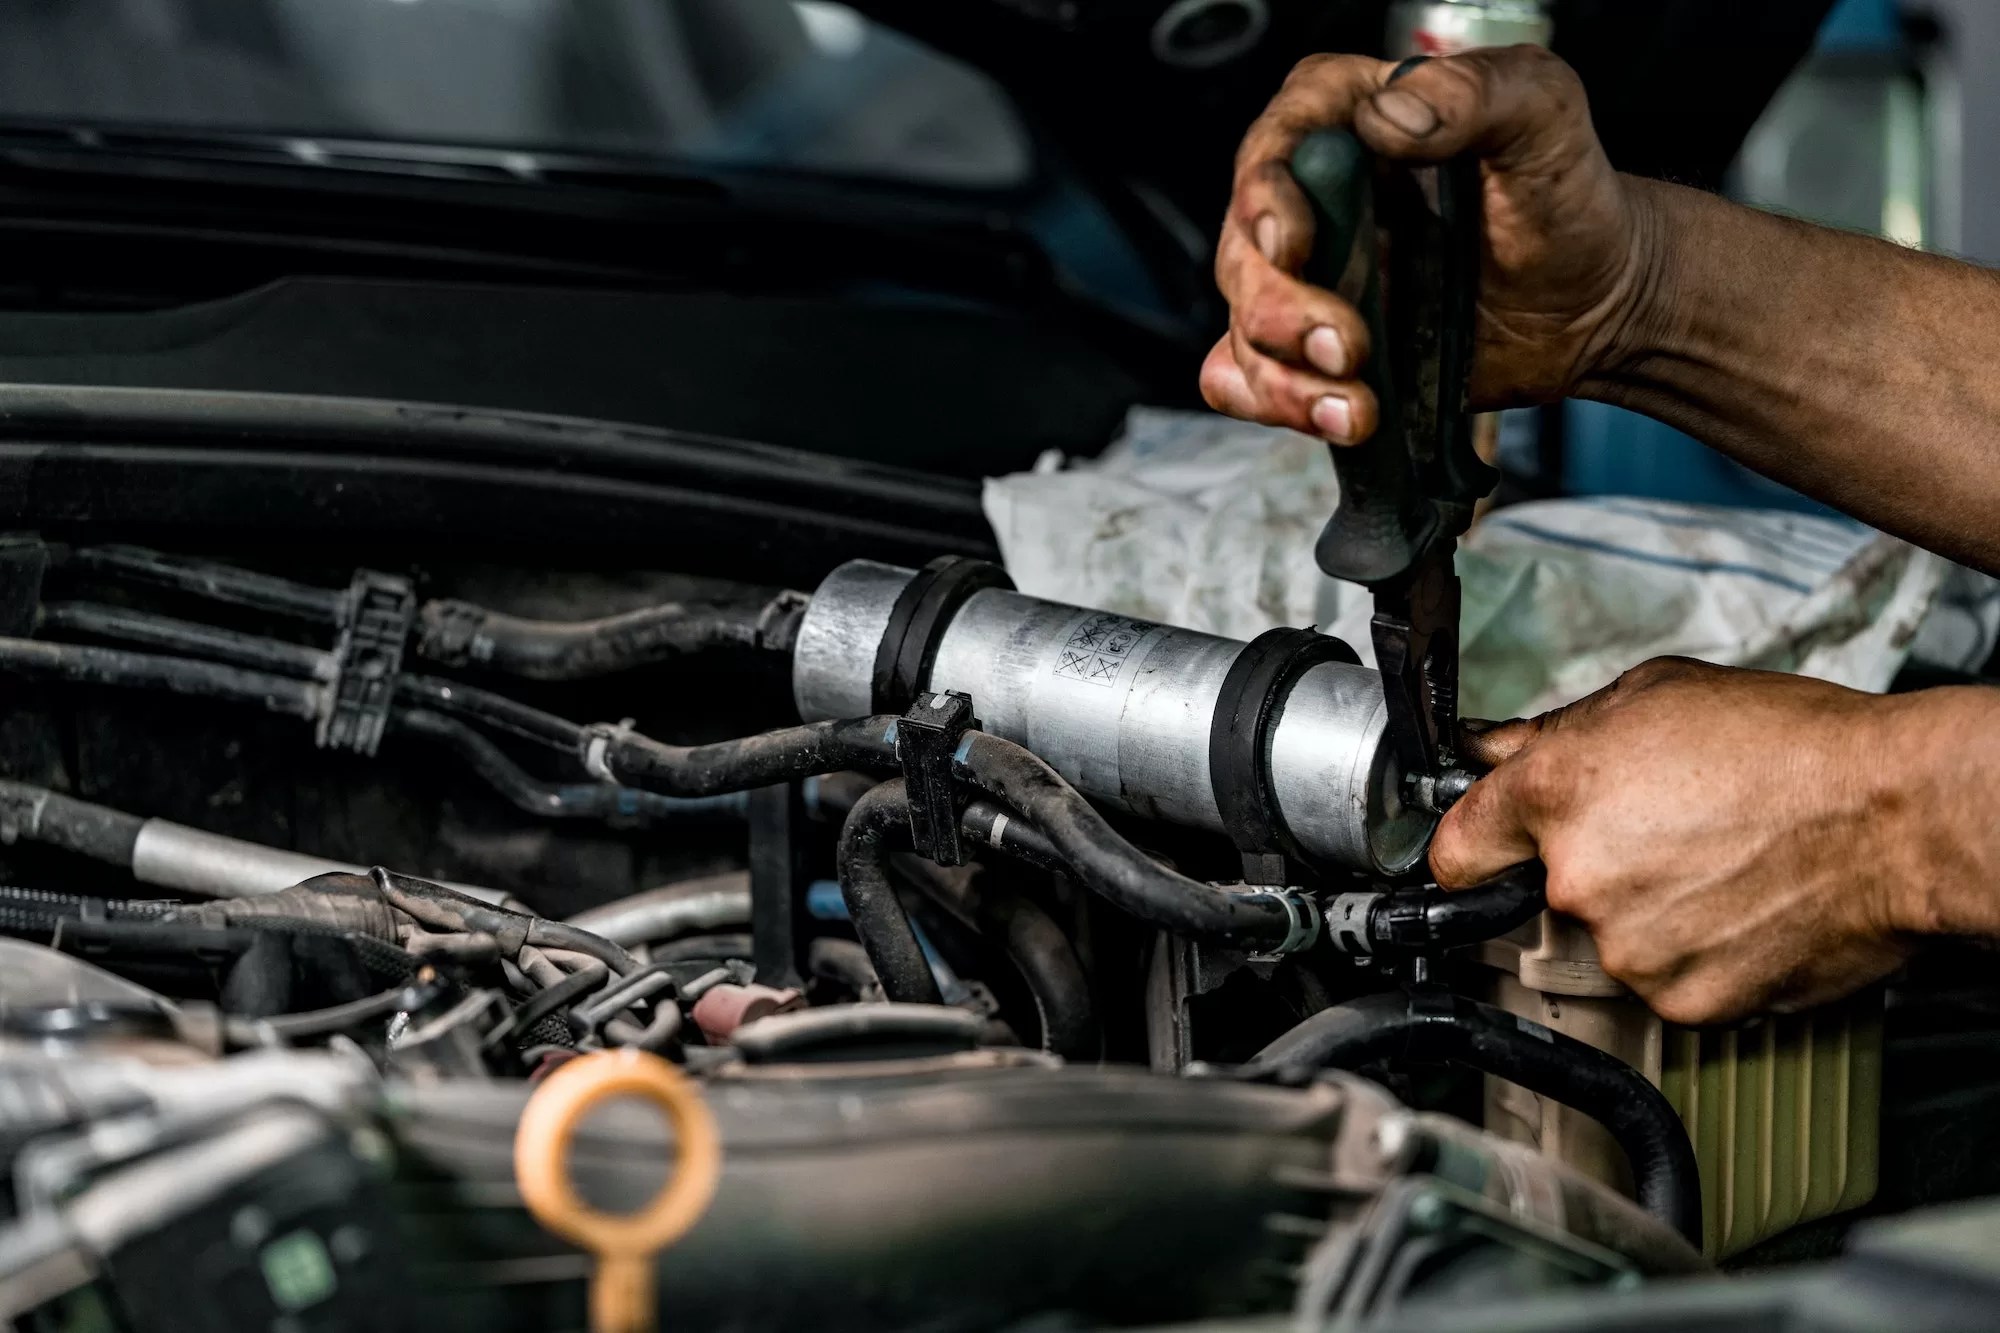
564, 874, 752, 947
792, 561, 1431, 875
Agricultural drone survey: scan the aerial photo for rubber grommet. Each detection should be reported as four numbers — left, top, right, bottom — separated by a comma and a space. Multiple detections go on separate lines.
870, 556, 1014, 714
1208, 627, 1362, 872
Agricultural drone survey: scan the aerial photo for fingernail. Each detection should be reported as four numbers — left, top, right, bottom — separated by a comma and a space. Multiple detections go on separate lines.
1304, 325, 1348, 376
1311, 394, 1353, 441
1254, 213, 1279, 261
1373, 88, 1440, 138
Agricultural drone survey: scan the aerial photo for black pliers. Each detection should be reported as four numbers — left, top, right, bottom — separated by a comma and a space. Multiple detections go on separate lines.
1288, 61, 1490, 813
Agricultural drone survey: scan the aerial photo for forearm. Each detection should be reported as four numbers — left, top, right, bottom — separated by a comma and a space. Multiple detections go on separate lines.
1882, 685, 2000, 939
1585, 179, 2000, 573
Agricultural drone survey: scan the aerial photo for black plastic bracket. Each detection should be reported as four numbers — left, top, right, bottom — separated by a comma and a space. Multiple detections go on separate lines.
871, 556, 1013, 714
895, 690, 978, 866
319, 570, 415, 756
1208, 627, 1361, 884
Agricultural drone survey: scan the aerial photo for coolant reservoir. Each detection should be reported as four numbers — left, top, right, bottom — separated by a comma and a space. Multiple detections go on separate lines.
1479, 914, 1882, 1258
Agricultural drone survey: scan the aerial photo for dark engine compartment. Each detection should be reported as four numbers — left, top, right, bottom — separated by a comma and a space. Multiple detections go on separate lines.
0, 390, 1996, 1333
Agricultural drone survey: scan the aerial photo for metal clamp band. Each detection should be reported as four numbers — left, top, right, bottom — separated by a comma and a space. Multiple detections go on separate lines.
1238, 887, 1322, 960
870, 556, 1013, 715
1208, 627, 1362, 882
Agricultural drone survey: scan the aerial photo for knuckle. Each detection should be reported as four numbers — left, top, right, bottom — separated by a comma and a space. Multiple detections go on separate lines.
1509, 747, 1568, 813
1281, 52, 1343, 90
1648, 984, 1723, 1029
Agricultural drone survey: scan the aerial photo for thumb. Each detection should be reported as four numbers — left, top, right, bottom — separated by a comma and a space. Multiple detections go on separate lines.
1428, 750, 1541, 889
1457, 714, 1544, 772
1353, 45, 1591, 172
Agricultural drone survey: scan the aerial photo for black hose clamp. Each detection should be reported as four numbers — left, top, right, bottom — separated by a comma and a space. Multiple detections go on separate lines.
319, 569, 416, 756
1207, 627, 1361, 884
894, 690, 979, 865
870, 556, 1013, 714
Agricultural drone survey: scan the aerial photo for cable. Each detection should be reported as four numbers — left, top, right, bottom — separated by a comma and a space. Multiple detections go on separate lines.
415, 589, 806, 679
837, 780, 943, 1006
1249, 990, 1703, 1243
396, 673, 584, 750
483, 962, 611, 1052
40, 602, 331, 679
952, 732, 1298, 949
395, 709, 749, 822
65, 545, 347, 624
0, 636, 321, 719
647, 933, 755, 964
222, 983, 414, 1045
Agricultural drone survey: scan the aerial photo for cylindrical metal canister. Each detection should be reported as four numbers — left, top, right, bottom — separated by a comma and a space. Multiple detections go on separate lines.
792, 560, 1432, 876
1385, 0, 1551, 57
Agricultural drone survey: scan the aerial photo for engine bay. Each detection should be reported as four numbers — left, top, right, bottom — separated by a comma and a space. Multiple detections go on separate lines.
0, 528, 1991, 1332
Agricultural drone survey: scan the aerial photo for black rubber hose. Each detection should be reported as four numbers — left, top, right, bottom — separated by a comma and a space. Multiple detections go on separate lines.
40, 602, 331, 679
1251, 990, 1702, 1243
416, 590, 806, 679
958, 800, 1068, 876
838, 780, 943, 1006
396, 673, 583, 750
0, 779, 144, 865
394, 709, 748, 821
900, 857, 1099, 1061
1370, 863, 1549, 952
65, 546, 347, 624
952, 732, 1296, 948
524, 918, 641, 977
0, 637, 321, 720
602, 716, 899, 797
398, 676, 897, 799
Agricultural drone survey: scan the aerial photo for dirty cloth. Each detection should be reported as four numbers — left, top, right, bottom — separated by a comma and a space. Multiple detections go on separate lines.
982, 409, 1986, 720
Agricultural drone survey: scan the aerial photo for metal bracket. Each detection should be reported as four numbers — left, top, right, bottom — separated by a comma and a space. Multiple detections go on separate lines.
318, 570, 415, 756
895, 690, 978, 865
1237, 887, 1323, 961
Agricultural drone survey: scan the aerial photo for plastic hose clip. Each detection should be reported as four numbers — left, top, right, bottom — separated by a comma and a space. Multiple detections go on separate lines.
318, 569, 416, 756
582, 718, 640, 783
895, 691, 978, 865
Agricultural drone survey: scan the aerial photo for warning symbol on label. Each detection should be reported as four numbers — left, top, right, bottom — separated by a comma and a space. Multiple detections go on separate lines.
1053, 613, 1154, 687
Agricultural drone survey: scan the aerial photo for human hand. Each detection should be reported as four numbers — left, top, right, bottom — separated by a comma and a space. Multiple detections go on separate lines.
1200, 45, 1657, 445
1425, 658, 1993, 1025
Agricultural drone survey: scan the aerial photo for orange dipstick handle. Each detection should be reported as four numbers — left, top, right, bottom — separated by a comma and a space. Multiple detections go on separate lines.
513, 1049, 722, 1333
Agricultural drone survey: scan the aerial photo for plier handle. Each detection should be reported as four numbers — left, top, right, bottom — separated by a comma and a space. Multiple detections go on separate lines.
1289, 61, 1492, 800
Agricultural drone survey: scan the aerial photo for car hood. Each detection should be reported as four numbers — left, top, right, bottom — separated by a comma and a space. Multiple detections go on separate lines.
847, 0, 1838, 227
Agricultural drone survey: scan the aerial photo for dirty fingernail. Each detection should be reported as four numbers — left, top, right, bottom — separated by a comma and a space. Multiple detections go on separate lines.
1311, 394, 1353, 441
1373, 88, 1440, 138
1304, 326, 1349, 376
1254, 213, 1280, 261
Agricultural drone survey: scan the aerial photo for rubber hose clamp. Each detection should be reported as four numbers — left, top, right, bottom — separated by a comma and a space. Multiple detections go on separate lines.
1208, 627, 1361, 878
870, 556, 1014, 714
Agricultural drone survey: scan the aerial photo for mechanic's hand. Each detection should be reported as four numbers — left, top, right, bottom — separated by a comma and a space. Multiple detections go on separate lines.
1201, 45, 1653, 444
1428, 659, 1930, 1026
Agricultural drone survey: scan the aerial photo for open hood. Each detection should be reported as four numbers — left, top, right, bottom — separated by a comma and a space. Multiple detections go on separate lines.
845, 0, 1839, 230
